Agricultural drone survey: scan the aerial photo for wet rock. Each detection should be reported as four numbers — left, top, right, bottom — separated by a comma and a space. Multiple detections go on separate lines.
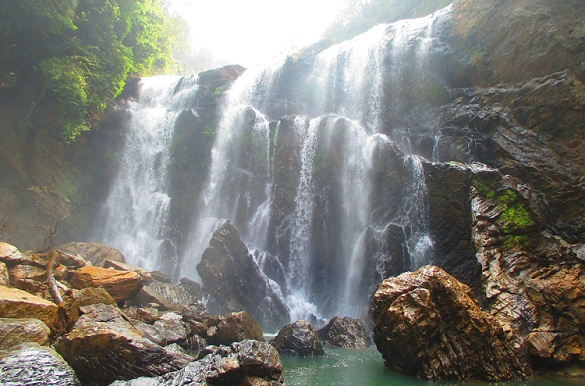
269, 320, 324, 357
69, 266, 142, 303
372, 266, 528, 381
0, 342, 79, 386
152, 312, 188, 346
0, 286, 59, 331
112, 340, 283, 386
317, 316, 370, 349
0, 318, 50, 350
207, 311, 265, 346
54, 303, 193, 385
57, 242, 126, 267
61, 287, 118, 323
178, 277, 203, 301
197, 221, 290, 331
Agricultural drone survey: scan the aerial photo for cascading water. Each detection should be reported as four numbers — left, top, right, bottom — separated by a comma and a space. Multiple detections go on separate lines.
98, 75, 199, 272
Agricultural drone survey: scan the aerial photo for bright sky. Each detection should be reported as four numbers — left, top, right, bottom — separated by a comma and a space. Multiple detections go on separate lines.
167, 0, 349, 67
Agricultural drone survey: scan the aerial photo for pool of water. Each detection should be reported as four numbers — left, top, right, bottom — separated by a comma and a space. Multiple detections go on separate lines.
280, 347, 584, 386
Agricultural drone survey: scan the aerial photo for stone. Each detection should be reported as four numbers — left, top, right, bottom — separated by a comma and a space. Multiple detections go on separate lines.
0, 318, 50, 350
372, 266, 528, 381
0, 242, 24, 265
269, 320, 324, 357
207, 311, 265, 346
69, 266, 142, 303
317, 316, 370, 349
0, 342, 79, 385
0, 286, 59, 331
61, 287, 118, 323
54, 303, 194, 385
57, 242, 126, 267
103, 259, 152, 281
0, 261, 9, 286
197, 221, 290, 331
111, 340, 283, 386
152, 312, 188, 346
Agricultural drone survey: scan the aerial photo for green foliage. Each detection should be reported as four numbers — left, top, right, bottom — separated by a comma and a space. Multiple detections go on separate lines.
1, 0, 182, 141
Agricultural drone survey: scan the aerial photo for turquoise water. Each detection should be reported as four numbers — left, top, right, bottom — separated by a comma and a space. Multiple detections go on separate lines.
281, 347, 584, 386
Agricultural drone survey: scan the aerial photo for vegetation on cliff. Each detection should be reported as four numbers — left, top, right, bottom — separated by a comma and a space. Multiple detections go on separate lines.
0, 0, 184, 141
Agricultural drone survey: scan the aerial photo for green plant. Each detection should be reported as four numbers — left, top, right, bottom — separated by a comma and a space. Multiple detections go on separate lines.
471, 49, 486, 66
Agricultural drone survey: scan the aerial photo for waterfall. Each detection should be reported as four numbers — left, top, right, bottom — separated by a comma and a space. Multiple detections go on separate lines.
99, 75, 199, 272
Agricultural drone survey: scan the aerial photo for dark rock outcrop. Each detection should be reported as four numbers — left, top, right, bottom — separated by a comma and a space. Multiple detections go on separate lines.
372, 266, 528, 381
269, 320, 324, 357
0, 343, 80, 386
112, 340, 283, 386
317, 316, 370, 349
197, 221, 290, 331
54, 303, 193, 385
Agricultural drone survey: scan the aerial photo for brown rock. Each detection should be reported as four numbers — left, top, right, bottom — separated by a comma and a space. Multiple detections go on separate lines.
372, 266, 528, 381
61, 287, 118, 323
0, 286, 59, 331
54, 303, 193, 385
207, 311, 265, 346
57, 242, 126, 267
0, 242, 24, 265
317, 316, 370, 349
0, 318, 51, 350
69, 266, 142, 303
269, 320, 324, 357
0, 261, 9, 286
103, 259, 152, 281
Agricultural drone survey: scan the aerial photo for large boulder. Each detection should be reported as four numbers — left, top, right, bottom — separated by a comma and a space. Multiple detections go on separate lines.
269, 320, 324, 357
317, 316, 370, 349
207, 311, 265, 346
0, 318, 51, 350
372, 265, 528, 381
112, 340, 284, 386
54, 303, 193, 385
197, 221, 290, 331
0, 286, 59, 331
0, 342, 79, 385
57, 242, 126, 267
69, 266, 142, 303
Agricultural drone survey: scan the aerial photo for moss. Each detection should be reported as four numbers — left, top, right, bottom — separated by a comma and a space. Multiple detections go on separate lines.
498, 189, 535, 233
213, 85, 228, 98
503, 235, 531, 248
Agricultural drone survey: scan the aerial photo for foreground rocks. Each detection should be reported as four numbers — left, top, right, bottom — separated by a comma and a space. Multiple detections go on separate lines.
372, 266, 528, 381
0, 317, 50, 350
0, 342, 80, 385
270, 320, 324, 357
112, 340, 284, 386
0, 286, 60, 331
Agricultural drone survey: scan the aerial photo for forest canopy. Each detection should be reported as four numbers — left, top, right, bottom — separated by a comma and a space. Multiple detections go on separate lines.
0, 0, 184, 141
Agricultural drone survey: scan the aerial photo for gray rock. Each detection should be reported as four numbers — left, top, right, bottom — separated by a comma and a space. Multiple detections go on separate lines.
0, 317, 50, 350
270, 320, 324, 357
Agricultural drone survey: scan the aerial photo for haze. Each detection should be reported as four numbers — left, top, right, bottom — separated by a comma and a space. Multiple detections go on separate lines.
166, 0, 348, 67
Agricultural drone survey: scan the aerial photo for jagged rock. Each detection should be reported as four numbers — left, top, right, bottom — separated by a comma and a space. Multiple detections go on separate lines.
0, 318, 50, 350
372, 266, 528, 381
57, 242, 126, 267
54, 303, 193, 385
0, 286, 59, 331
0, 261, 8, 286
61, 287, 118, 323
164, 343, 189, 356
197, 221, 290, 331
179, 276, 203, 301
103, 259, 152, 281
69, 266, 142, 303
317, 316, 370, 349
0, 242, 24, 265
153, 312, 188, 346
0, 342, 80, 386
269, 320, 324, 357
111, 340, 283, 386
207, 311, 265, 346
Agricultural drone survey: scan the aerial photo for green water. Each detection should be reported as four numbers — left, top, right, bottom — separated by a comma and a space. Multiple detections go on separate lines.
281, 347, 584, 386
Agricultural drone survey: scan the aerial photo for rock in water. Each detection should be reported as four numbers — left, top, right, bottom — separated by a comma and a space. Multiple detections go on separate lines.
0, 342, 80, 385
317, 316, 370, 349
112, 340, 284, 386
372, 266, 528, 381
54, 303, 193, 385
269, 320, 324, 357
197, 221, 290, 331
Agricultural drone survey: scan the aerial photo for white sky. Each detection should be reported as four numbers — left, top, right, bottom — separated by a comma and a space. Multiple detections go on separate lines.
166, 0, 349, 67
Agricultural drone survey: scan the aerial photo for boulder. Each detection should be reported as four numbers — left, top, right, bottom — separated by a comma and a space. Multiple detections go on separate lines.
197, 221, 290, 331
0, 342, 79, 386
61, 287, 118, 323
69, 266, 142, 303
0, 242, 24, 265
317, 316, 370, 349
111, 340, 283, 386
207, 311, 265, 346
269, 320, 324, 357
134, 279, 201, 310
0, 261, 9, 286
57, 242, 126, 267
0, 318, 51, 350
152, 312, 188, 346
372, 266, 528, 381
0, 286, 59, 331
54, 303, 194, 385
103, 259, 152, 281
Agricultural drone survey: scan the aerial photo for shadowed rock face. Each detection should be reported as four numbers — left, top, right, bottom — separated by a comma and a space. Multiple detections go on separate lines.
197, 221, 290, 331
270, 320, 324, 357
372, 266, 529, 381
317, 316, 371, 349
